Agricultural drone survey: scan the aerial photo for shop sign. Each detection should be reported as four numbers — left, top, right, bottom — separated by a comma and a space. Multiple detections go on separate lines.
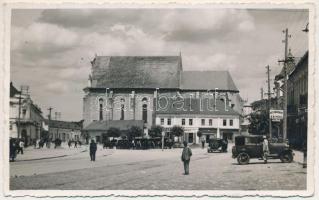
270, 110, 283, 122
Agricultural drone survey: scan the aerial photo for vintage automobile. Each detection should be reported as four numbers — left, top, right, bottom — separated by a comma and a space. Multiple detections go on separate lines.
232, 135, 294, 165
207, 138, 228, 153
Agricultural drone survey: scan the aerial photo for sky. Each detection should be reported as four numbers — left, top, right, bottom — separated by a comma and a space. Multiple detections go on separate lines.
10, 8, 309, 121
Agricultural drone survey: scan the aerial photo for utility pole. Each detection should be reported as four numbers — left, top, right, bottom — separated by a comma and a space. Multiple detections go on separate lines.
17, 85, 29, 139
48, 107, 53, 120
266, 65, 272, 138
260, 88, 264, 99
17, 89, 22, 139
282, 28, 290, 140
48, 107, 53, 140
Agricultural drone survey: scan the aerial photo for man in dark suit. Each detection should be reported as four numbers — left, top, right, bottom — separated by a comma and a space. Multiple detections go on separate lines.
181, 141, 192, 175
89, 139, 97, 161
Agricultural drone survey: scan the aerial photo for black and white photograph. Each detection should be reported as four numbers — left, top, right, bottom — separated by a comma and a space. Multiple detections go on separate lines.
1, 0, 318, 198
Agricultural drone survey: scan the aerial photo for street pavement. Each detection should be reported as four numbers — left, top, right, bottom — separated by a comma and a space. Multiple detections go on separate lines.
10, 145, 306, 190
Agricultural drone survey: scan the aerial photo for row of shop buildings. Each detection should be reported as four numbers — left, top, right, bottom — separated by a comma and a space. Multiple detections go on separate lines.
248, 50, 308, 148
82, 55, 245, 144
9, 82, 83, 146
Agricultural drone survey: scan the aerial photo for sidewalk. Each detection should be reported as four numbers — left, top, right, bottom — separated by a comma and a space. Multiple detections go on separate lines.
293, 150, 306, 165
14, 145, 87, 162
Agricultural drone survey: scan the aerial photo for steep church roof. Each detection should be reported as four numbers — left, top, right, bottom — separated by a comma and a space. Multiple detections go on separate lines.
88, 55, 239, 92
180, 71, 238, 92
91, 56, 182, 89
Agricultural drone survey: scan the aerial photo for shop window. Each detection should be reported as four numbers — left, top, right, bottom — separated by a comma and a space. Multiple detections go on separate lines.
189, 119, 193, 126
182, 118, 185, 125
188, 133, 194, 143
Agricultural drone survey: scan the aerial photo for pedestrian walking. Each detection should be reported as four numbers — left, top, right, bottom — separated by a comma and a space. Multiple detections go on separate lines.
74, 140, 78, 148
9, 138, 17, 162
89, 139, 97, 161
222, 138, 228, 152
262, 135, 269, 164
68, 140, 71, 148
181, 141, 192, 175
17, 139, 24, 155
201, 136, 205, 149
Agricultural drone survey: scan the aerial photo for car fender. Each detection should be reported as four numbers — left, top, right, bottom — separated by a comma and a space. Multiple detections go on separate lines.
280, 149, 294, 157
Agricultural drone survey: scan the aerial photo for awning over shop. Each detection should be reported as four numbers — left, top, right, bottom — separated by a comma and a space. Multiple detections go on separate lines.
199, 128, 217, 134
83, 120, 144, 132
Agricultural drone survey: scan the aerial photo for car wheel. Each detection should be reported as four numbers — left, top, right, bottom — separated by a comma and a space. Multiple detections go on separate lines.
280, 152, 293, 163
237, 152, 250, 165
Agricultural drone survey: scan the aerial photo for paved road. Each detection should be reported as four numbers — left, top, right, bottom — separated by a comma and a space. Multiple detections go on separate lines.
10, 147, 306, 190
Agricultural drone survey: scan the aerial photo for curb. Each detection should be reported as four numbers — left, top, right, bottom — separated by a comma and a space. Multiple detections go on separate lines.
13, 149, 87, 162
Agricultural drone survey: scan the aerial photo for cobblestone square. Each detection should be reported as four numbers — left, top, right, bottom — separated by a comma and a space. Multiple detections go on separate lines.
10, 146, 307, 190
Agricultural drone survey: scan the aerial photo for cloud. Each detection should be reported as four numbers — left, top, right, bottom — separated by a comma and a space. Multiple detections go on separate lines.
10, 8, 309, 120
160, 9, 255, 42
12, 23, 79, 52
45, 82, 69, 94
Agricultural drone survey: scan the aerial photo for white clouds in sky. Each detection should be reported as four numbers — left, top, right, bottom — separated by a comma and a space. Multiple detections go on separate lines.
10, 8, 309, 120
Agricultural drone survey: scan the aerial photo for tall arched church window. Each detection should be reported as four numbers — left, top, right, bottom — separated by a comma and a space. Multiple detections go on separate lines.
99, 98, 103, 121
120, 98, 125, 120
142, 97, 148, 123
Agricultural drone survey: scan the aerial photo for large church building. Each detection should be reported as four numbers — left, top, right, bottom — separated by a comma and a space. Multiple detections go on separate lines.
82, 55, 243, 143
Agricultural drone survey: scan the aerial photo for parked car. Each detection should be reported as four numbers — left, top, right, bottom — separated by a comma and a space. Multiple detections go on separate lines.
207, 138, 228, 153
232, 135, 294, 165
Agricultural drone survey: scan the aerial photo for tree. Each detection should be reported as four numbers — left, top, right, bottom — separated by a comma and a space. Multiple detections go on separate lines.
248, 110, 269, 135
149, 125, 163, 138
171, 125, 184, 143
128, 126, 143, 140
107, 127, 121, 139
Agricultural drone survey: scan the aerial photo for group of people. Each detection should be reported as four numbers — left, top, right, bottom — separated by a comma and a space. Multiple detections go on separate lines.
68, 140, 82, 148
102, 138, 175, 150
32, 138, 64, 149
9, 138, 25, 162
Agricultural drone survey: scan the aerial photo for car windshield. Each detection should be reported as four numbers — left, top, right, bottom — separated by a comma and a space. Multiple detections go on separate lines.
246, 137, 263, 144
235, 136, 263, 145
235, 137, 245, 146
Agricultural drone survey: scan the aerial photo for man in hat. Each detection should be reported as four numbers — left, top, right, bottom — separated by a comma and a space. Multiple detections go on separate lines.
262, 135, 269, 163
181, 141, 192, 175
89, 139, 97, 161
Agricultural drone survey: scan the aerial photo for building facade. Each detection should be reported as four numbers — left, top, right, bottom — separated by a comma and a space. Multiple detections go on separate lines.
45, 120, 83, 142
9, 82, 44, 145
83, 55, 243, 143
287, 51, 308, 148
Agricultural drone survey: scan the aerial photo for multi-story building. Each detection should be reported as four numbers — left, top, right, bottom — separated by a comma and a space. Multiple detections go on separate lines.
9, 82, 44, 145
287, 51, 308, 148
155, 97, 240, 143
83, 55, 243, 144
